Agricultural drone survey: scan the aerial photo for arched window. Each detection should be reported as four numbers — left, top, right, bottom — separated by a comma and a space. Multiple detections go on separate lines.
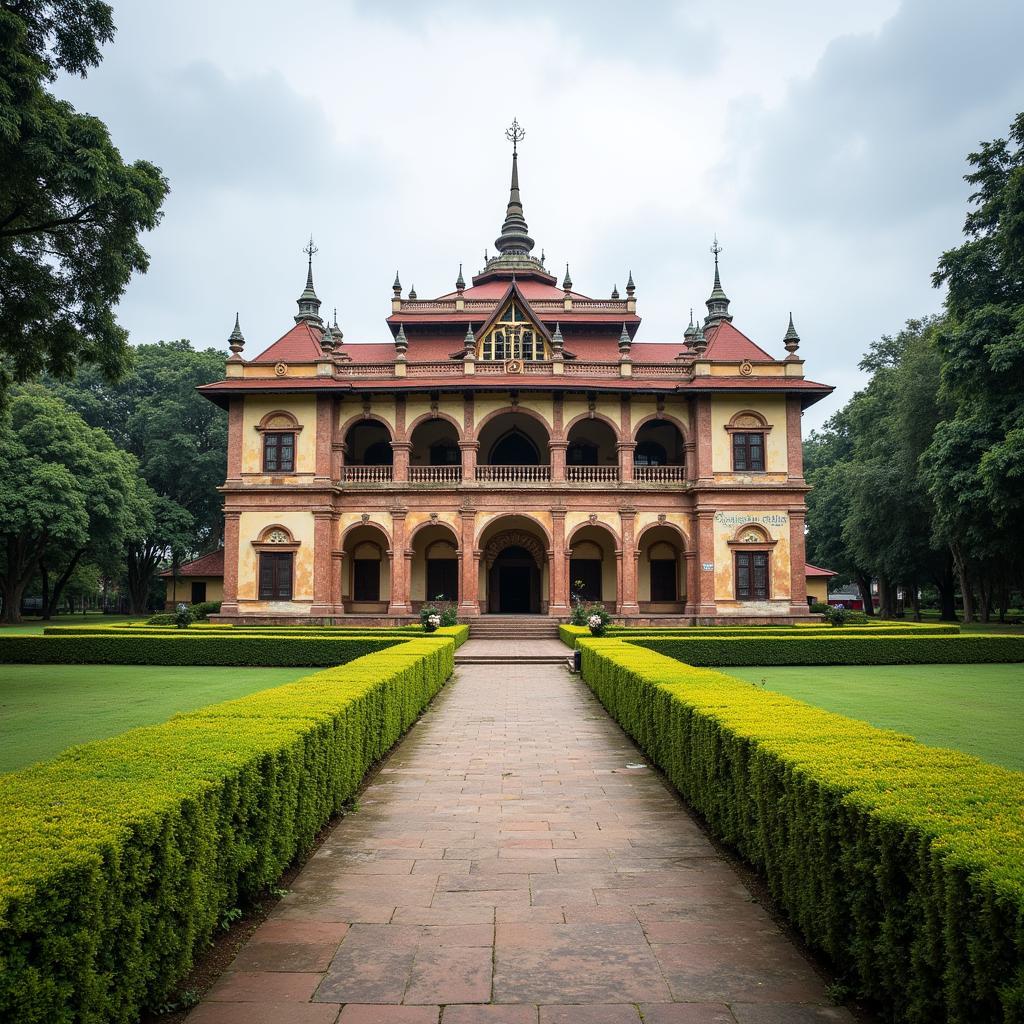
478, 301, 548, 361
727, 412, 771, 473
257, 411, 301, 473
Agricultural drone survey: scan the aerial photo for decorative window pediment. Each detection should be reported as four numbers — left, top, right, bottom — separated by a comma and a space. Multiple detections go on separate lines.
478, 300, 549, 362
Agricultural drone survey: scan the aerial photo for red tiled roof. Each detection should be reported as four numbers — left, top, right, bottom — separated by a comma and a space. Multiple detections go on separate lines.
250, 321, 324, 363
160, 549, 224, 578
805, 562, 838, 578
436, 278, 586, 301
702, 322, 774, 361
388, 310, 641, 326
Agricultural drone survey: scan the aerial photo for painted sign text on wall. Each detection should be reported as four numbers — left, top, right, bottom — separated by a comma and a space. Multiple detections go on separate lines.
714, 512, 789, 529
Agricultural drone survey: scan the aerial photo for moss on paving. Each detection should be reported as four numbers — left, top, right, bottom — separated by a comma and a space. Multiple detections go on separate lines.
727, 663, 1024, 770
0, 664, 313, 773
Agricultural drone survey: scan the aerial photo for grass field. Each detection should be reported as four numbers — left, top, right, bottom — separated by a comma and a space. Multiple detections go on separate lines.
727, 663, 1024, 770
0, 664, 313, 773
0, 615, 148, 636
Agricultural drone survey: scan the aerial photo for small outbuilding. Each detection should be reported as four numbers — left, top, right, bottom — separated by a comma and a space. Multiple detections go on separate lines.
161, 550, 225, 609
805, 562, 838, 607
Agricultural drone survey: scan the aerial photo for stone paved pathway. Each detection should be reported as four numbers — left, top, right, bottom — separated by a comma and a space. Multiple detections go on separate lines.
188, 658, 854, 1024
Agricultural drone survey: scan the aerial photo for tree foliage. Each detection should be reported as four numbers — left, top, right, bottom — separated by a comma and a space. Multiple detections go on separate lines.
0, 0, 168, 394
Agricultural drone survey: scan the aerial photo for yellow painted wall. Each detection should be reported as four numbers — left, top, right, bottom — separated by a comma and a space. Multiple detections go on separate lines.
164, 577, 224, 606
241, 395, 317, 475
712, 509, 792, 607
807, 577, 830, 604
237, 510, 315, 607
709, 395, 788, 475
338, 396, 398, 433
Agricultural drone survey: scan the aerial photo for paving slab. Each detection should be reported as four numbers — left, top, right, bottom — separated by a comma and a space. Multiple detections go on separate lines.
189, 654, 840, 1020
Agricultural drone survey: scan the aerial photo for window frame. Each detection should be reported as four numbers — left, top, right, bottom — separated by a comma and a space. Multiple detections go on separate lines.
262, 430, 296, 473
731, 431, 765, 472
258, 550, 294, 601
735, 550, 770, 601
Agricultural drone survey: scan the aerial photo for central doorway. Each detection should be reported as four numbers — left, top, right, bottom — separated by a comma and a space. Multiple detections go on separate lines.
490, 545, 540, 614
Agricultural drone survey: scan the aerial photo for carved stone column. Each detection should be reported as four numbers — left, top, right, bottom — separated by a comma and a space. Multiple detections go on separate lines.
695, 397, 714, 483
788, 507, 809, 615
310, 509, 335, 615
391, 441, 411, 483
617, 442, 636, 483
549, 508, 568, 614
220, 510, 241, 616
331, 550, 345, 612
696, 509, 717, 616
550, 440, 567, 484
459, 440, 478, 483
683, 550, 698, 616
786, 397, 805, 482
618, 507, 640, 615
458, 507, 480, 617
388, 507, 411, 615
226, 399, 244, 484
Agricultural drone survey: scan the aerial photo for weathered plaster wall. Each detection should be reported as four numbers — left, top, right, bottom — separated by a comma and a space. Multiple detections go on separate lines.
712, 509, 792, 606
241, 395, 317, 475
709, 395, 788, 474
237, 510, 315, 606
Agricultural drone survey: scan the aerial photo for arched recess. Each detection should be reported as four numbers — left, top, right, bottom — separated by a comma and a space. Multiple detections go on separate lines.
637, 522, 686, 612
567, 522, 618, 609
565, 416, 619, 480
475, 409, 551, 466
256, 410, 303, 433
341, 522, 391, 612
477, 514, 550, 614
633, 417, 686, 470
343, 416, 394, 466
409, 416, 462, 480
251, 525, 300, 603
409, 521, 461, 606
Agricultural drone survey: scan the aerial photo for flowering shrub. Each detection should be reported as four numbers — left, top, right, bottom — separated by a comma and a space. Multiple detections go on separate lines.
424, 614, 442, 633
422, 596, 458, 628
586, 604, 611, 636
823, 603, 851, 627
174, 603, 193, 629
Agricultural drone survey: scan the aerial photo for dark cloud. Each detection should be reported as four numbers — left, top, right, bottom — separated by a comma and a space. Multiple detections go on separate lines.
729, 0, 1024, 229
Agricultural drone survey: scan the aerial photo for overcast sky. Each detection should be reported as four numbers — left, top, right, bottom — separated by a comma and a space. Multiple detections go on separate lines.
56, 0, 1024, 429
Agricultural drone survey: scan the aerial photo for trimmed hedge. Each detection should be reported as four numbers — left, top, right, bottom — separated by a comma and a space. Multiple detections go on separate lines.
41, 623, 471, 647
626, 634, 1024, 665
0, 640, 452, 1023
558, 623, 963, 649
577, 638, 1024, 1023
0, 634, 407, 666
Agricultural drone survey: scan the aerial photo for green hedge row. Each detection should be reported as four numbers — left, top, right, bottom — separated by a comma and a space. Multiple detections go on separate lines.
576, 638, 1024, 1023
0, 634, 407, 666
0, 640, 452, 1023
557, 623, 964, 649
626, 634, 1024, 665
41, 624, 471, 647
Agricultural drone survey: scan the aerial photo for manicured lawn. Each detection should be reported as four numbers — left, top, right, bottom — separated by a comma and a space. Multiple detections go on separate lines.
727, 663, 1024, 771
0, 663, 314, 773
0, 614, 148, 636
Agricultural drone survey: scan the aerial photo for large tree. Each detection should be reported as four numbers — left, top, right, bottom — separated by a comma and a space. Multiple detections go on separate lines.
924, 112, 1024, 619
0, 0, 168, 394
0, 387, 137, 622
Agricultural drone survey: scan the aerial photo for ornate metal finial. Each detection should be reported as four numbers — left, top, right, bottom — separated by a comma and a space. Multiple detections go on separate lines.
394, 324, 408, 358
783, 312, 801, 355
540, 248, 545, 264
551, 322, 564, 356
704, 235, 732, 327
626, 270, 635, 297
228, 312, 245, 356
295, 236, 323, 325
463, 322, 476, 358
505, 117, 525, 154
684, 308, 697, 341
611, 283, 619, 300
408, 283, 417, 300
693, 321, 708, 355
456, 263, 465, 291
392, 270, 402, 297
563, 263, 572, 291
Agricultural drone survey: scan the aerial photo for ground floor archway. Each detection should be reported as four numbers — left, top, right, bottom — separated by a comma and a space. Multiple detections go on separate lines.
341, 523, 391, 613
478, 516, 550, 614
637, 524, 686, 613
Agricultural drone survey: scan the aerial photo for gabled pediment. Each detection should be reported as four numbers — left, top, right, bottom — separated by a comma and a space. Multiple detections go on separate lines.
473, 281, 552, 362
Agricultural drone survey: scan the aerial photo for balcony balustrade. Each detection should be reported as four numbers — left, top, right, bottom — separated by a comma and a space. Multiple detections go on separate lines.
633, 465, 685, 483
408, 465, 462, 483
475, 465, 551, 484
566, 465, 620, 483
340, 465, 393, 483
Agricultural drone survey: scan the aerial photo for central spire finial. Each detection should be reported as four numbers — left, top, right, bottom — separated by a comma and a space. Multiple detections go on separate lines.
505, 118, 525, 154
704, 234, 733, 327
710, 235, 722, 263
295, 234, 323, 325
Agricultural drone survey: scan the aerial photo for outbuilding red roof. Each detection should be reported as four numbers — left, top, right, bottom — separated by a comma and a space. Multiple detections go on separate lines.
160, 549, 225, 578
805, 562, 838, 578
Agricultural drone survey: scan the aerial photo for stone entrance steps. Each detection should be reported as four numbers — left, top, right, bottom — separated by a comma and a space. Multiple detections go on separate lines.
469, 616, 562, 640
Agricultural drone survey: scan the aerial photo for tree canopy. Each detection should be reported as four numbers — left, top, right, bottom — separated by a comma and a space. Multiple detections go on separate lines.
0, 0, 168, 394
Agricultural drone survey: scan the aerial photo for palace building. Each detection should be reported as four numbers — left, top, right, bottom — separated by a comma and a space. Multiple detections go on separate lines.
199, 124, 832, 624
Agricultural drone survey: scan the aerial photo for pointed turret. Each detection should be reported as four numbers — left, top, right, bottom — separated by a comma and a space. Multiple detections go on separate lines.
618, 322, 632, 359
494, 119, 535, 256
394, 324, 408, 359
392, 270, 402, 298
626, 271, 635, 298
783, 312, 801, 356
295, 236, 324, 326
551, 322, 564, 360
456, 263, 465, 291
463, 322, 476, 359
704, 236, 732, 327
408, 284, 417, 300
682, 308, 697, 349
611, 284, 619, 300
562, 264, 573, 291
693, 320, 708, 355
228, 313, 245, 357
